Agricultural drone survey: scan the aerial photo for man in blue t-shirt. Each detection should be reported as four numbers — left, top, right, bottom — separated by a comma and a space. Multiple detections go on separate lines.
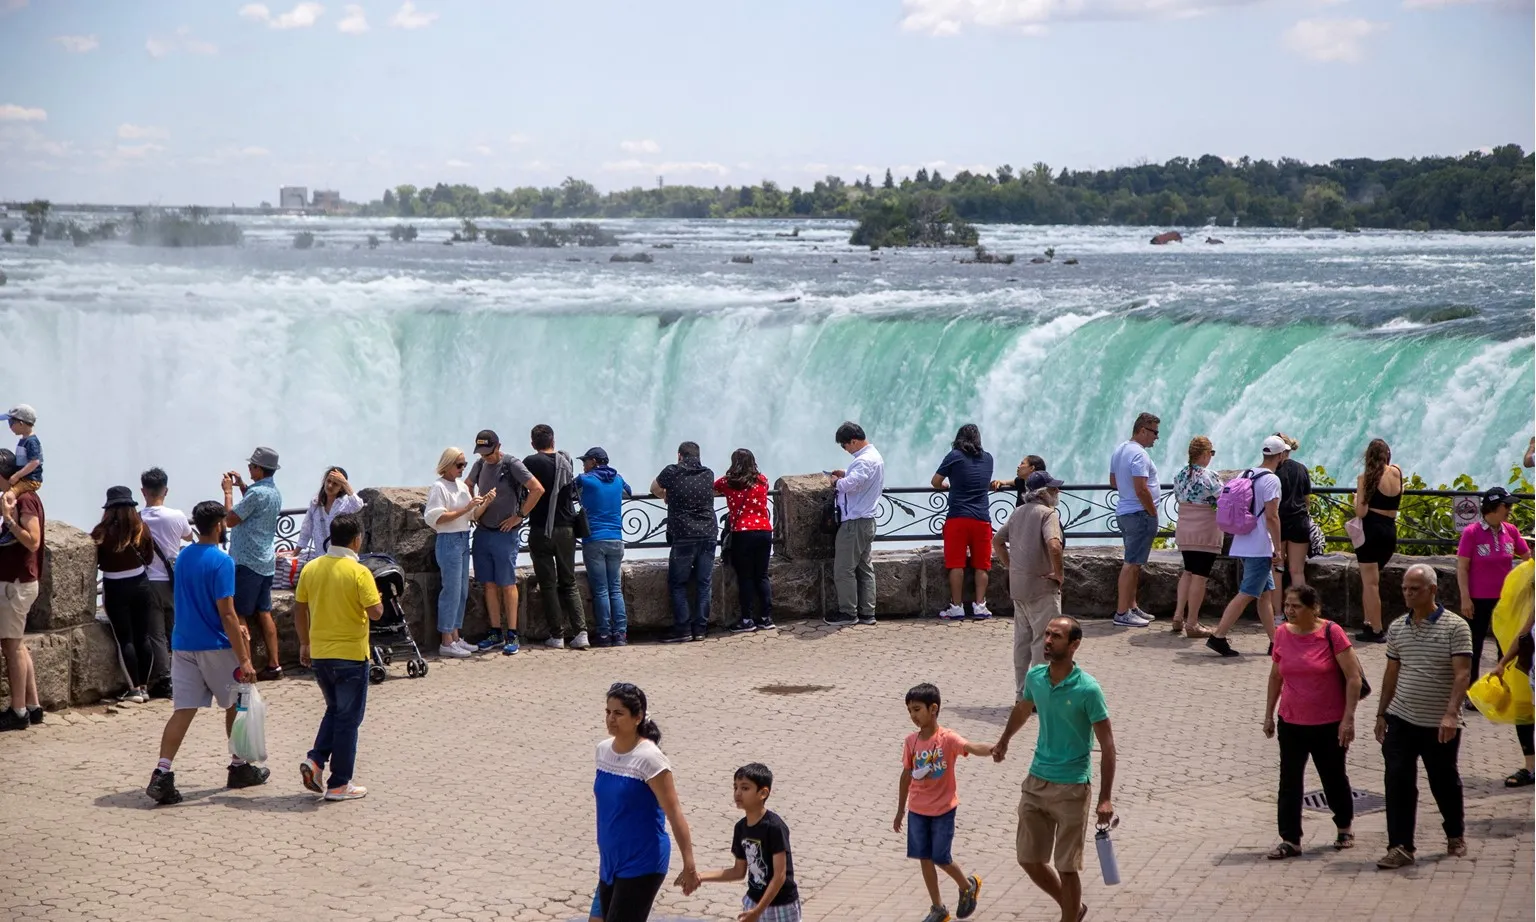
1107, 412, 1161, 627
145, 501, 267, 806
932, 423, 996, 622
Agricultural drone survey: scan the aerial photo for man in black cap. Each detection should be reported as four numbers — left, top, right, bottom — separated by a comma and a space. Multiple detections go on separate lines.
223, 446, 284, 680
467, 429, 542, 654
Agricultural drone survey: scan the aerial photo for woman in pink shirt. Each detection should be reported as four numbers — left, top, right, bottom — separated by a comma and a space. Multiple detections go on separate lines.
1262, 584, 1365, 858
1456, 486, 1531, 682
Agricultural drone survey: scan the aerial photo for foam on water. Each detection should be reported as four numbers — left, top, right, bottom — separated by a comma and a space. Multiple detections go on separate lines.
4, 219, 1532, 529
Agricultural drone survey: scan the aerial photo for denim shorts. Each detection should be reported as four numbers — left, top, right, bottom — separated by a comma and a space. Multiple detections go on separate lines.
906, 807, 957, 865
472, 526, 521, 585
1117, 511, 1158, 565
1238, 556, 1277, 597
233, 564, 273, 617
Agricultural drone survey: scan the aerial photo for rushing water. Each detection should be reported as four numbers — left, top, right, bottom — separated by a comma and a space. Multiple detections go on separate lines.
3, 217, 1532, 531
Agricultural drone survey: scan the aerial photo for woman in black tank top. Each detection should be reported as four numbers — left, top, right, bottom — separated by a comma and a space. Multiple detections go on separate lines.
1352, 440, 1401, 642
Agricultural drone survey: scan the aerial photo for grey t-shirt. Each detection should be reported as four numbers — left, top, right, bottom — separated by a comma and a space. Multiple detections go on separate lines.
469, 455, 534, 529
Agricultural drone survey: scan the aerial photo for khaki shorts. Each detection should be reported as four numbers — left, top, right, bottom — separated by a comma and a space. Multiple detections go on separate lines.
1016, 774, 1092, 871
0, 580, 39, 639
170, 649, 241, 710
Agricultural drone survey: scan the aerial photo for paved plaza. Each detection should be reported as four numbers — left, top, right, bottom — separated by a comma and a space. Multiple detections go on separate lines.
2, 615, 1532, 922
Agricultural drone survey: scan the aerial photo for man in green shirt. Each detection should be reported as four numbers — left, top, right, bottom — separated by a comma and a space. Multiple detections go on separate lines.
993, 617, 1117, 922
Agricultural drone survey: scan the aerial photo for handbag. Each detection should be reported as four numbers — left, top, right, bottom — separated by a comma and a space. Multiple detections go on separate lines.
819, 497, 842, 535
573, 508, 591, 541
1344, 517, 1366, 549
719, 512, 735, 564
1324, 620, 1372, 698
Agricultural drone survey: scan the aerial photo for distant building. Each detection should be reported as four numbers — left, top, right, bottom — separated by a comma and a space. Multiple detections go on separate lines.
312, 189, 342, 212
279, 186, 308, 210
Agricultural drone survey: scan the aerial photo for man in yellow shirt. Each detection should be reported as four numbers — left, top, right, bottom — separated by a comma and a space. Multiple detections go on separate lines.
294, 514, 382, 801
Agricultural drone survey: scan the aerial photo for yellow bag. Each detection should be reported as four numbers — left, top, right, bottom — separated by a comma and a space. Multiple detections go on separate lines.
1468, 674, 1528, 724
1487, 558, 1534, 724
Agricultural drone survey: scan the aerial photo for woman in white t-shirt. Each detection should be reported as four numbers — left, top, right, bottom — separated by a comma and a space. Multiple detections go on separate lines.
297, 466, 365, 559
424, 447, 489, 658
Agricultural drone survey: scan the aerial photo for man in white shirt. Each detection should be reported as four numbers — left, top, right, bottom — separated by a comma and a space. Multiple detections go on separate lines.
140, 467, 194, 699
1206, 436, 1285, 657
828, 421, 885, 627
1107, 412, 1162, 627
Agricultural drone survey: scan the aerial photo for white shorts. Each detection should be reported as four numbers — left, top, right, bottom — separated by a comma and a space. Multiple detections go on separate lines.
170, 649, 241, 710
0, 580, 39, 640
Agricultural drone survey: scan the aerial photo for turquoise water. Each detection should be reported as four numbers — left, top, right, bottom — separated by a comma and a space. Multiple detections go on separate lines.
2, 217, 1531, 529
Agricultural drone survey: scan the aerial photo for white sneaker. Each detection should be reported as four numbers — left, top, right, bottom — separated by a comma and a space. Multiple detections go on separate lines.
324, 782, 368, 801
971, 602, 993, 619
452, 639, 475, 653
438, 643, 471, 659
1113, 611, 1151, 627
545, 637, 566, 649
938, 604, 966, 621
1131, 607, 1155, 621
569, 631, 590, 650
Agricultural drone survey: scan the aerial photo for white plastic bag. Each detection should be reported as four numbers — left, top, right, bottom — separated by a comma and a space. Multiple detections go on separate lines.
228, 682, 267, 763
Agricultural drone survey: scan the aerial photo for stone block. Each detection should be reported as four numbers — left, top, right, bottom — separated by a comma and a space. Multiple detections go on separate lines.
463, 571, 532, 641
874, 550, 925, 616
622, 559, 676, 634
766, 558, 824, 621
1060, 546, 1130, 617
773, 474, 837, 561
0, 630, 72, 710
401, 570, 440, 647
30, 521, 97, 631
69, 621, 128, 704
358, 486, 437, 573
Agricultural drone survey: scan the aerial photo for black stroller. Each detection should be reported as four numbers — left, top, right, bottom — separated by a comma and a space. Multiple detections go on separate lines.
361, 553, 428, 684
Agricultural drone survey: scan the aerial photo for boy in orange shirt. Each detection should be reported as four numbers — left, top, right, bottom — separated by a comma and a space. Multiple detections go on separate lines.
895, 683, 992, 922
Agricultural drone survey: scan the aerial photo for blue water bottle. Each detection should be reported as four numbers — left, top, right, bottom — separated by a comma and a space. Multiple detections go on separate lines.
1095, 818, 1121, 886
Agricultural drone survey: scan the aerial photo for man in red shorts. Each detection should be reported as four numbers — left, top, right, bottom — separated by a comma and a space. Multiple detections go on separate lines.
933, 424, 997, 621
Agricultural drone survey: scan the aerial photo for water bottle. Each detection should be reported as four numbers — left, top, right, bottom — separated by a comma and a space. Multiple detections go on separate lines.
1095, 820, 1121, 886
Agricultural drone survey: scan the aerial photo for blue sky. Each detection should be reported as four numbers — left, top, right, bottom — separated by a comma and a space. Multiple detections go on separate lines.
0, 0, 1531, 204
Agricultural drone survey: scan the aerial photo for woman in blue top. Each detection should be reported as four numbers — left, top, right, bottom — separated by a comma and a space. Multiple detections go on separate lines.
594, 682, 698, 922
575, 448, 633, 647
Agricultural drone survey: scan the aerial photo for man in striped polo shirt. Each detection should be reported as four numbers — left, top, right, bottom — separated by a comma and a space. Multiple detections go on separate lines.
1373, 564, 1472, 870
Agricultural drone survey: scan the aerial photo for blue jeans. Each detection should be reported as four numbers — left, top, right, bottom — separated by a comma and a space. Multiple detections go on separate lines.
435, 531, 471, 634
1117, 511, 1158, 565
906, 808, 957, 865
307, 659, 369, 789
582, 539, 627, 638
668, 540, 716, 636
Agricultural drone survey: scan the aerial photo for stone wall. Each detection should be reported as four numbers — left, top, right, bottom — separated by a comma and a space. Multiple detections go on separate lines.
4, 481, 1464, 709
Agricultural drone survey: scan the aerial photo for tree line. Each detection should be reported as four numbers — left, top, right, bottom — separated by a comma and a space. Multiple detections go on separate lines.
358, 146, 1534, 231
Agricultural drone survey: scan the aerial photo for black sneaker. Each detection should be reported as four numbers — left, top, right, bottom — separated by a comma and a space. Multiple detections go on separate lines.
920, 907, 951, 922
728, 619, 757, 634
1205, 636, 1239, 658
957, 875, 981, 919
592, 634, 613, 648
227, 763, 271, 789
756, 618, 778, 631
823, 612, 857, 626
148, 679, 174, 700
614, 632, 628, 646
0, 709, 28, 731
1355, 627, 1387, 644
658, 631, 691, 645
27, 706, 43, 725
256, 665, 283, 682
691, 631, 708, 642
857, 614, 877, 626
146, 769, 183, 805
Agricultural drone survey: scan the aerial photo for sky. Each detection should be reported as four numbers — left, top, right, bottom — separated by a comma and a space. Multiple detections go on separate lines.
0, 0, 1532, 205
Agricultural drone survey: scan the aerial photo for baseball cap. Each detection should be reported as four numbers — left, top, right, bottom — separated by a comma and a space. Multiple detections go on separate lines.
246, 446, 281, 471
1261, 435, 1289, 456
474, 430, 500, 455
578, 446, 609, 464
1483, 486, 1516, 508
1025, 470, 1064, 491
4, 404, 37, 425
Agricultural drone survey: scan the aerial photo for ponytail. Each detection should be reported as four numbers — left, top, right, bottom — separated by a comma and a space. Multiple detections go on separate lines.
638, 718, 663, 746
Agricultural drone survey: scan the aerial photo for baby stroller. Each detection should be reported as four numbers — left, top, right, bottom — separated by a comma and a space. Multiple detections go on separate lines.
361, 553, 428, 684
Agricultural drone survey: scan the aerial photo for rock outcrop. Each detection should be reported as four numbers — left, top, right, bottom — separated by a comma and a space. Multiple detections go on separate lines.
1150, 231, 1183, 245
30, 521, 97, 631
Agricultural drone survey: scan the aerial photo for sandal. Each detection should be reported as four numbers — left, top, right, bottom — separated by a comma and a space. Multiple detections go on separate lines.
1266, 841, 1302, 860
1184, 624, 1214, 638
1505, 768, 1535, 788
1170, 620, 1185, 633
1333, 832, 1355, 850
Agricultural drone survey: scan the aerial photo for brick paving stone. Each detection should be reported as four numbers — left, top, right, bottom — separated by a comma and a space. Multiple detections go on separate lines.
0, 617, 1531, 921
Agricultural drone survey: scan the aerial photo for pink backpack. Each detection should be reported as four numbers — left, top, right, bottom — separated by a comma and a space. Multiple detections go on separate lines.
1216, 469, 1274, 536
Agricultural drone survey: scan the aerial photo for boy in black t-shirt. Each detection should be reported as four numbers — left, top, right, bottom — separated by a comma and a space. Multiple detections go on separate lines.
693, 762, 801, 922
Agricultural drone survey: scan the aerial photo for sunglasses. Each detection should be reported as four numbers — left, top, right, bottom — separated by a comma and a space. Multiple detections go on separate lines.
453, 460, 468, 469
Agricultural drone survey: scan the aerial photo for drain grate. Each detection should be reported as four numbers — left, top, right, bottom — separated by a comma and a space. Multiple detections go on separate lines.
1302, 788, 1386, 815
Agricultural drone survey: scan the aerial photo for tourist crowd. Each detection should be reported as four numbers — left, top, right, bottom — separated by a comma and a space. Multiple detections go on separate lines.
0, 400, 1532, 915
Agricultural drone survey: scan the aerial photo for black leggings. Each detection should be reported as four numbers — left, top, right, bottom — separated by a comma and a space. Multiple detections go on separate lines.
103, 573, 154, 688
1468, 597, 1499, 681
1277, 718, 1353, 844
598, 873, 666, 922
731, 530, 773, 622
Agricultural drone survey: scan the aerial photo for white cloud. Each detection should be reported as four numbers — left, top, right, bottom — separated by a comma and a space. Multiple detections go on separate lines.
619, 139, 661, 154
147, 27, 218, 58
118, 124, 170, 140
900, 0, 1261, 35
0, 124, 75, 159
389, 1, 438, 28
1282, 18, 1385, 62
0, 104, 46, 122
240, 2, 326, 29
602, 159, 729, 177
337, 4, 368, 32
445, 158, 470, 168
54, 34, 100, 53
472, 144, 493, 156
507, 133, 530, 148
802, 162, 830, 173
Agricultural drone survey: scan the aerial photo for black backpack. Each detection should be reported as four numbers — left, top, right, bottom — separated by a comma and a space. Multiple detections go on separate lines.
819, 497, 842, 535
